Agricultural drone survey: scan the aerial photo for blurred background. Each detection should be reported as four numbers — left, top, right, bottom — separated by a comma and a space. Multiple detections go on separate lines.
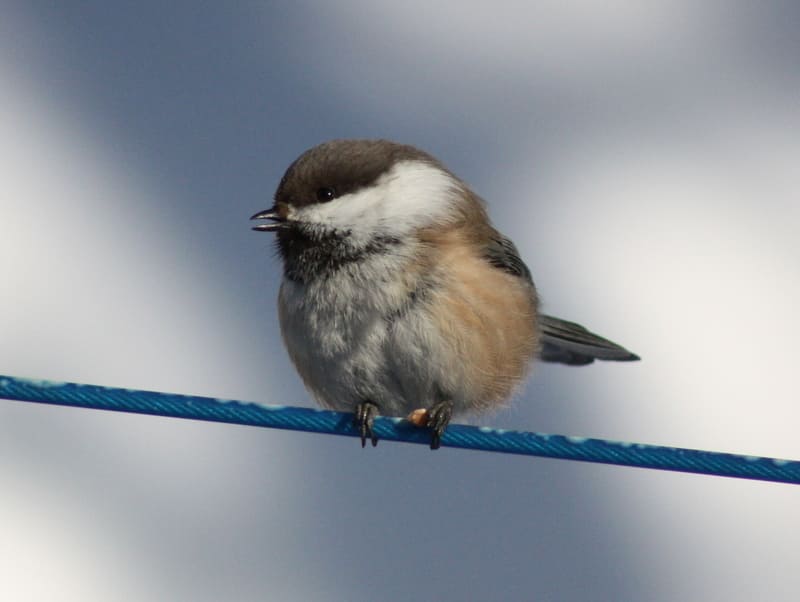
2, 2, 798, 600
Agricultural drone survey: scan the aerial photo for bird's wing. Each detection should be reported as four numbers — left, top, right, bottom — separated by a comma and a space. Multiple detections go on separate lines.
483, 232, 533, 283
482, 232, 639, 365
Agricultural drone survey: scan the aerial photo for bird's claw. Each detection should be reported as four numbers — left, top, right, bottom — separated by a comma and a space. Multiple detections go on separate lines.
427, 400, 453, 450
355, 401, 379, 447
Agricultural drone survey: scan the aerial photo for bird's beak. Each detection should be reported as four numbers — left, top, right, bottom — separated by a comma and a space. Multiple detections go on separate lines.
250, 206, 286, 232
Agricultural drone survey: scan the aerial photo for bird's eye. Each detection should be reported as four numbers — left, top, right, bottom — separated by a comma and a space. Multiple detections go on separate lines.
315, 187, 336, 202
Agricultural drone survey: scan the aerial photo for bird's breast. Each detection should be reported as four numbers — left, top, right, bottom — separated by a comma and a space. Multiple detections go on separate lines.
276, 253, 425, 413
276, 232, 540, 416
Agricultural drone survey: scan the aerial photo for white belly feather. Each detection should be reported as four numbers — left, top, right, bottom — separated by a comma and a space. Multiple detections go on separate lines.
278, 257, 440, 416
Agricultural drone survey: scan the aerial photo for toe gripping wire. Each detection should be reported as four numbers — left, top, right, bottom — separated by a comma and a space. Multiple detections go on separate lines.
1, 375, 799, 486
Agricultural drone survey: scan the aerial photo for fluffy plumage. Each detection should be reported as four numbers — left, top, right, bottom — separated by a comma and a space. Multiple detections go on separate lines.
252, 139, 638, 448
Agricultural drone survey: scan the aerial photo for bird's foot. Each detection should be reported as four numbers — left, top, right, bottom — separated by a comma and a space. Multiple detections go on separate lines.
354, 401, 379, 448
427, 400, 453, 450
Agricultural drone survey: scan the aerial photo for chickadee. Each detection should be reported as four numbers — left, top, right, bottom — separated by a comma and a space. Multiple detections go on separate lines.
252, 139, 638, 449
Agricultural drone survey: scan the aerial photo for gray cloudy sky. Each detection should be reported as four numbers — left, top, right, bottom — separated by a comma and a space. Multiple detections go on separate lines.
2, 3, 799, 600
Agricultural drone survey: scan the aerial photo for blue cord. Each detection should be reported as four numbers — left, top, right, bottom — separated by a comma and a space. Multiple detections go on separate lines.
1, 374, 798, 485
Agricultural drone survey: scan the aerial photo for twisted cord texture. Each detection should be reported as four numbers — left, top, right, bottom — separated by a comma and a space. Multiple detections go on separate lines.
1, 375, 798, 485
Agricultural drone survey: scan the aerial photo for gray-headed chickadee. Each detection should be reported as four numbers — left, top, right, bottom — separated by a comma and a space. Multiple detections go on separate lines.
252, 139, 638, 449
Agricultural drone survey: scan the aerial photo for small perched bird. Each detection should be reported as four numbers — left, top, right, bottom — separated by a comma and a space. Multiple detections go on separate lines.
252, 139, 638, 449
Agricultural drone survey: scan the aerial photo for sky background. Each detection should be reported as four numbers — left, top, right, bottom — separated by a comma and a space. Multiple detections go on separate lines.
2, 2, 799, 600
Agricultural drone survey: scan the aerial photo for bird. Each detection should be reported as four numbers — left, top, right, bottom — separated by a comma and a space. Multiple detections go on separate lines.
251, 139, 638, 449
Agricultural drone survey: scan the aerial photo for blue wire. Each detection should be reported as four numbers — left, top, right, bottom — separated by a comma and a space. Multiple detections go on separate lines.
1, 374, 798, 485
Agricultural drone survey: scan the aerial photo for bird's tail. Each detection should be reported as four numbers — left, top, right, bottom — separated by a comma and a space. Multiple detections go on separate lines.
538, 314, 640, 366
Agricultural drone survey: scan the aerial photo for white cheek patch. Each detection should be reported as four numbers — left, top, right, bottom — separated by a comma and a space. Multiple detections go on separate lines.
291, 160, 462, 244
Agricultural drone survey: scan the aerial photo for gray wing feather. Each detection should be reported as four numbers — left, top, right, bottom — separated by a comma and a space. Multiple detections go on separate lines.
484, 234, 533, 283
483, 233, 639, 365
